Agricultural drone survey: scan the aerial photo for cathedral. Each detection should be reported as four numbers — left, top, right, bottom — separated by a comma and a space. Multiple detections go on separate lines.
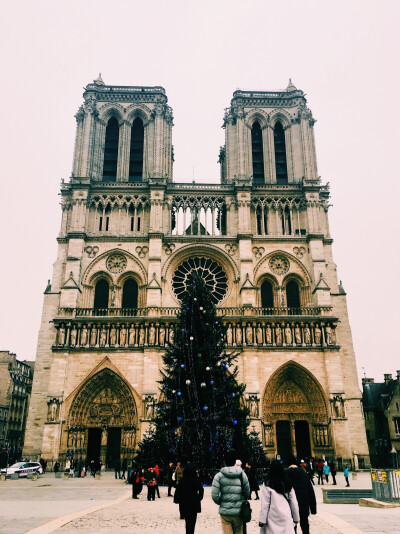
23, 76, 370, 469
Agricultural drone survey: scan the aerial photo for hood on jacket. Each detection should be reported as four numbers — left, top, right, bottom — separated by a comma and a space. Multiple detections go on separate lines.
220, 466, 243, 478
286, 466, 306, 480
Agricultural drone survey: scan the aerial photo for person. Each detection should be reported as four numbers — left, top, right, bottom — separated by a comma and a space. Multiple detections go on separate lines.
329, 461, 337, 485
316, 459, 324, 485
285, 455, 316, 534
130, 464, 144, 499
305, 459, 314, 485
344, 465, 350, 487
90, 460, 95, 477
121, 458, 128, 480
54, 461, 60, 474
245, 462, 259, 500
166, 461, 175, 496
69, 459, 74, 478
154, 464, 161, 498
174, 462, 204, 534
259, 460, 300, 534
146, 467, 158, 501
323, 462, 330, 484
114, 458, 121, 479
211, 451, 250, 534
175, 462, 185, 519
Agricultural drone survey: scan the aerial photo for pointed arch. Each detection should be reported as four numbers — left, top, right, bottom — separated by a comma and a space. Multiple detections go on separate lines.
129, 117, 144, 182
102, 117, 119, 182
274, 121, 288, 184
251, 121, 265, 184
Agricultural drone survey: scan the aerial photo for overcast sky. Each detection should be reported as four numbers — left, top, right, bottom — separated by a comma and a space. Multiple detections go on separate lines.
1, 0, 399, 382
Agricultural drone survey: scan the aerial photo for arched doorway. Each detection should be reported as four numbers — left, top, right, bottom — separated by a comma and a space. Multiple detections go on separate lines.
262, 362, 331, 462
65, 369, 138, 467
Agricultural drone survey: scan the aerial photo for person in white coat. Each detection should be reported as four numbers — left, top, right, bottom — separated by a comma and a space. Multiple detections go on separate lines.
259, 460, 300, 534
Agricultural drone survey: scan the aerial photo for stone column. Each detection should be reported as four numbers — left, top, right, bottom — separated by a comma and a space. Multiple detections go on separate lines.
117, 121, 131, 181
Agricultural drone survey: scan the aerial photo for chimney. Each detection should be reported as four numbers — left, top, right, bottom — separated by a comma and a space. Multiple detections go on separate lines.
362, 378, 375, 386
384, 374, 392, 385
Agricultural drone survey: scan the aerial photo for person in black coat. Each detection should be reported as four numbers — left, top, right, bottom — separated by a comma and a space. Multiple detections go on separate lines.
285, 455, 317, 534
245, 462, 260, 500
174, 463, 204, 534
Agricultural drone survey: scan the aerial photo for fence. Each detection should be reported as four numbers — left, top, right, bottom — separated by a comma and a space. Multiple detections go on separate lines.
371, 469, 400, 503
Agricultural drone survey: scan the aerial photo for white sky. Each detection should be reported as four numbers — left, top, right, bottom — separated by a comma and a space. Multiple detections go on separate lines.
0, 0, 399, 383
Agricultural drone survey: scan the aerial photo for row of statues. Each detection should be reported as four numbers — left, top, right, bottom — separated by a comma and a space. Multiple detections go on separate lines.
56, 321, 337, 348
262, 422, 330, 447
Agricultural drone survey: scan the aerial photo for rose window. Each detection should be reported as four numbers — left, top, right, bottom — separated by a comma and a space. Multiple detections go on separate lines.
172, 257, 228, 304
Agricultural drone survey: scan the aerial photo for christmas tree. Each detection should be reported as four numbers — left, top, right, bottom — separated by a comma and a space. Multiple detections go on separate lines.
136, 272, 266, 471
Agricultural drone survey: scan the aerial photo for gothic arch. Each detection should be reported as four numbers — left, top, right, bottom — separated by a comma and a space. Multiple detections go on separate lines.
125, 104, 152, 126
82, 248, 147, 286
262, 361, 329, 424
269, 109, 292, 129
245, 109, 269, 129
254, 250, 312, 287
98, 103, 125, 124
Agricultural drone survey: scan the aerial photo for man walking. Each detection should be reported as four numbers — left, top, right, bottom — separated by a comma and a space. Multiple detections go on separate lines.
285, 455, 317, 534
212, 452, 250, 534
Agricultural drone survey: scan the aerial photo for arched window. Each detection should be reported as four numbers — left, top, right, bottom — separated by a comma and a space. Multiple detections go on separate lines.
122, 279, 138, 309
94, 280, 109, 309
102, 117, 119, 182
274, 122, 288, 184
129, 118, 144, 182
281, 206, 292, 235
256, 205, 268, 235
261, 280, 274, 309
251, 121, 265, 184
286, 281, 300, 310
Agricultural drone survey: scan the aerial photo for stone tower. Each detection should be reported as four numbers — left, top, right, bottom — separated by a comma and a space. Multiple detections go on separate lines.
23, 77, 370, 469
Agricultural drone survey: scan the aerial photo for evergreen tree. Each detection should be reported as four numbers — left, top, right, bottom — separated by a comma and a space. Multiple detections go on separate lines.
136, 272, 266, 470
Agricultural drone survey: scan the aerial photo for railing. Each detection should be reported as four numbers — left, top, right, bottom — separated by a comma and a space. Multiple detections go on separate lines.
57, 306, 332, 319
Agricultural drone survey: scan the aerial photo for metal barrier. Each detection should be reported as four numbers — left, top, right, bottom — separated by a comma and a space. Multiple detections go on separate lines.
371, 469, 400, 503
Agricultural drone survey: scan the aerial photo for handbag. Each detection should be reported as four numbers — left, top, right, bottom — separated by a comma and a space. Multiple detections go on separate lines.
239, 473, 252, 523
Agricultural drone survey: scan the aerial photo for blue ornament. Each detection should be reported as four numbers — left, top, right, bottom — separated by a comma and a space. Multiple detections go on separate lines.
225, 364, 229, 369
180, 364, 185, 369
203, 405, 208, 411
231, 393, 236, 398
177, 416, 182, 422
210, 380, 214, 385
170, 429, 175, 434
233, 419, 238, 425
177, 391, 182, 397
186, 307, 190, 310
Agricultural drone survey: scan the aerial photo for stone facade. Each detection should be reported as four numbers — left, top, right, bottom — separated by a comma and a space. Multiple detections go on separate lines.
0, 351, 34, 461
23, 76, 370, 468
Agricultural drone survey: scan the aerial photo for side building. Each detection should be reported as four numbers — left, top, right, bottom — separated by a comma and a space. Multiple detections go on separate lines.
0, 351, 34, 465
362, 373, 400, 468
23, 76, 370, 469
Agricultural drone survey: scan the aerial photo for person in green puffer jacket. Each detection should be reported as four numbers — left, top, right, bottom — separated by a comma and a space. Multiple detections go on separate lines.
212, 453, 250, 534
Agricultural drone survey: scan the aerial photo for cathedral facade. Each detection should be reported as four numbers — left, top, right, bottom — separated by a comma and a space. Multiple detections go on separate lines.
23, 76, 370, 468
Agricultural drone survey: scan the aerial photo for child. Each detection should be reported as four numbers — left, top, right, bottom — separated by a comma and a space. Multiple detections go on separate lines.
343, 465, 350, 487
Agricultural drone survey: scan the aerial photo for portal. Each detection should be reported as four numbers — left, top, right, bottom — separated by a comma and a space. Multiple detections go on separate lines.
87, 427, 102, 462
295, 420, 311, 459
276, 420, 292, 460
107, 427, 121, 468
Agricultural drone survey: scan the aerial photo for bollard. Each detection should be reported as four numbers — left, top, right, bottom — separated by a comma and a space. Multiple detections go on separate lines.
0, 474, 6, 481
95, 473, 101, 480
32, 473, 38, 480
352, 472, 358, 480
55, 472, 62, 478
63, 472, 69, 479
10, 473, 19, 480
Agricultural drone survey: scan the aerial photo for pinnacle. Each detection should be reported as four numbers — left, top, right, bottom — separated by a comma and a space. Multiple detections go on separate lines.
286, 78, 297, 92
94, 73, 105, 85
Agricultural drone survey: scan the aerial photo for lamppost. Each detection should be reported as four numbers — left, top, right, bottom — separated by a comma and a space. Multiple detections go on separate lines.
390, 446, 398, 468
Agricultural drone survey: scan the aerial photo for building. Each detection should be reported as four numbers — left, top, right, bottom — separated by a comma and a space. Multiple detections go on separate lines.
362, 373, 400, 467
0, 351, 34, 463
23, 76, 370, 469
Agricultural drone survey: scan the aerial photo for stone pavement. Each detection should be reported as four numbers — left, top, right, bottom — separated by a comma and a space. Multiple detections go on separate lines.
0, 471, 399, 533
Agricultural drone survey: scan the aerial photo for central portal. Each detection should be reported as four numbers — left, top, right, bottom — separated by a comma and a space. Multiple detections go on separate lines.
295, 420, 311, 459
107, 428, 121, 467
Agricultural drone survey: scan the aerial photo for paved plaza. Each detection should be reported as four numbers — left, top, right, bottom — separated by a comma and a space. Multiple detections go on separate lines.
0, 472, 399, 533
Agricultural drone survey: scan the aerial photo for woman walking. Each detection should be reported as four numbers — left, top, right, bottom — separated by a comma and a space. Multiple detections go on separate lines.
174, 463, 204, 534
245, 462, 260, 500
259, 460, 299, 534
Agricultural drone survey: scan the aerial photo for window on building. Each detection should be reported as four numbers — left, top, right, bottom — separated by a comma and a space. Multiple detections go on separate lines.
394, 417, 400, 434
102, 117, 119, 182
286, 280, 300, 309
94, 280, 109, 309
274, 122, 288, 184
251, 122, 265, 184
129, 118, 144, 182
281, 206, 292, 235
256, 205, 268, 235
261, 280, 274, 309
122, 279, 138, 309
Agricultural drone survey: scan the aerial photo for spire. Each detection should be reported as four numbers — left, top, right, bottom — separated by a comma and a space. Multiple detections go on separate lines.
286, 78, 297, 92
94, 73, 105, 86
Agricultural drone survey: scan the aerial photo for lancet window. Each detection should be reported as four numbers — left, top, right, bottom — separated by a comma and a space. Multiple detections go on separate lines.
102, 117, 119, 182
171, 196, 227, 236
129, 118, 144, 182
274, 122, 288, 184
252, 197, 302, 236
122, 279, 138, 309
286, 280, 300, 310
261, 280, 274, 308
89, 195, 149, 236
94, 280, 109, 309
251, 121, 264, 184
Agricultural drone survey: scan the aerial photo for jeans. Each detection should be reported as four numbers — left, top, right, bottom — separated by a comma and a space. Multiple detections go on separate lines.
185, 513, 197, 534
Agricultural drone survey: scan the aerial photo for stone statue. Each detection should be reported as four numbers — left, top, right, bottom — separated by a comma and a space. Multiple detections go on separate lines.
169, 328, 174, 344
100, 326, 107, 346
226, 325, 233, 345
128, 325, 135, 345
149, 324, 156, 345
80, 325, 88, 346
159, 325, 165, 346
265, 325, 272, 344
109, 325, 117, 345
333, 395, 344, 418
50, 401, 58, 421
145, 397, 154, 419
58, 326, 65, 346
295, 325, 302, 345
256, 324, 263, 345
138, 325, 145, 345
326, 325, 335, 345
246, 324, 253, 345
90, 325, 97, 346
304, 325, 311, 344
275, 324, 282, 345
236, 324, 242, 345
285, 324, 292, 344
70, 326, 77, 346
119, 325, 127, 346
249, 397, 259, 417
314, 324, 322, 345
